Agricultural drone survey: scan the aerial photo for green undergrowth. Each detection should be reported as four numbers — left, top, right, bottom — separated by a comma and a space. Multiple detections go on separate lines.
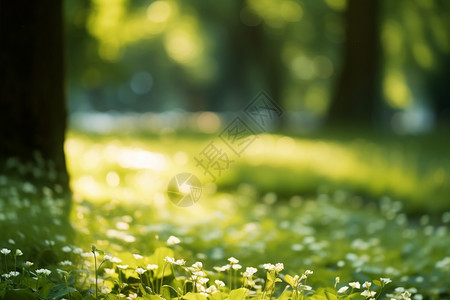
1, 130, 449, 299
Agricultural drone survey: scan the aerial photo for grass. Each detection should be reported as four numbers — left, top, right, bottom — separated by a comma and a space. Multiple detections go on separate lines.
0, 130, 449, 299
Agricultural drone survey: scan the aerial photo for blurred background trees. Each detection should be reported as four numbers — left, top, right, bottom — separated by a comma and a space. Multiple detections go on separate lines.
64, 0, 449, 134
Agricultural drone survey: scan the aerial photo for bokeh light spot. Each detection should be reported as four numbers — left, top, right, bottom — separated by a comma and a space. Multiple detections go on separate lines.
106, 171, 120, 187
280, 1, 303, 22
147, 1, 172, 23
130, 72, 153, 95
196, 112, 221, 134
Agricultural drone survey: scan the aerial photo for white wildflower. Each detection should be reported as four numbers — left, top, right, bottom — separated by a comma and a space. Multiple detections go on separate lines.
305, 270, 313, 275
192, 261, 203, 269
232, 264, 242, 270
111, 257, 122, 263
164, 256, 175, 264
104, 268, 116, 275
117, 265, 128, 270
175, 259, 186, 266
263, 263, 275, 271
15, 249, 23, 256
128, 292, 138, 299
380, 278, 392, 285
81, 252, 94, 258
57, 268, 69, 275
101, 286, 111, 294
136, 268, 147, 275
193, 270, 207, 277
72, 247, 83, 254
25, 261, 34, 268
228, 257, 239, 264
44, 240, 55, 246
36, 268, 51, 276
363, 281, 372, 289
166, 235, 181, 246
244, 267, 258, 277
104, 255, 113, 261
133, 254, 143, 260
349, 282, 361, 289
214, 266, 227, 272
147, 264, 159, 270
62, 246, 72, 253
1, 248, 11, 255
361, 290, 376, 298
59, 260, 72, 266
206, 285, 218, 294
9, 271, 20, 277
275, 263, 284, 272
215, 280, 225, 287
198, 277, 209, 285
222, 264, 231, 271
338, 286, 349, 294
401, 291, 412, 300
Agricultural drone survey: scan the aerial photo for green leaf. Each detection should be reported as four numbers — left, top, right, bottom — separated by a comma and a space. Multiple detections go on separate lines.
310, 288, 338, 300
183, 292, 208, 300
143, 295, 164, 300
21, 276, 38, 290
284, 274, 296, 287
67, 275, 76, 285
348, 292, 365, 299
279, 290, 292, 300
228, 288, 249, 300
266, 271, 275, 283
139, 283, 148, 295
45, 283, 77, 300
373, 280, 381, 287
4, 289, 39, 300
210, 291, 225, 300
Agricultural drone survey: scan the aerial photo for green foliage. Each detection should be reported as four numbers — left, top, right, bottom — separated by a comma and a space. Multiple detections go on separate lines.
1, 132, 450, 299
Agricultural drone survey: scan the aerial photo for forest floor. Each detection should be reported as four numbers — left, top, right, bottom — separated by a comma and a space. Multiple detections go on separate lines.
0, 130, 449, 299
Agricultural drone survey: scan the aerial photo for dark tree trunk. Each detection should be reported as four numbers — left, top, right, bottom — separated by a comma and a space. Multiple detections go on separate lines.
328, 0, 380, 127
0, 0, 68, 186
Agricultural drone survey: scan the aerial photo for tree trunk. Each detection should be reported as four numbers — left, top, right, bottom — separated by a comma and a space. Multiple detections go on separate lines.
327, 0, 380, 128
0, 0, 68, 186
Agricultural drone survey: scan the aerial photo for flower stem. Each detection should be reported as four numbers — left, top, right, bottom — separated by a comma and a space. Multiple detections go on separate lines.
93, 250, 98, 300
65, 275, 72, 300
160, 262, 168, 294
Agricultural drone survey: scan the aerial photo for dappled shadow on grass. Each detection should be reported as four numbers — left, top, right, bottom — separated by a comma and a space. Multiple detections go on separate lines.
0, 158, 74, 266
66, 130, 450, 214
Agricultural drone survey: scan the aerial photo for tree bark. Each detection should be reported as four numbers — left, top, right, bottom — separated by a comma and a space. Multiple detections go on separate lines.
328, 0, 380, 128
0, 0, 68, 186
